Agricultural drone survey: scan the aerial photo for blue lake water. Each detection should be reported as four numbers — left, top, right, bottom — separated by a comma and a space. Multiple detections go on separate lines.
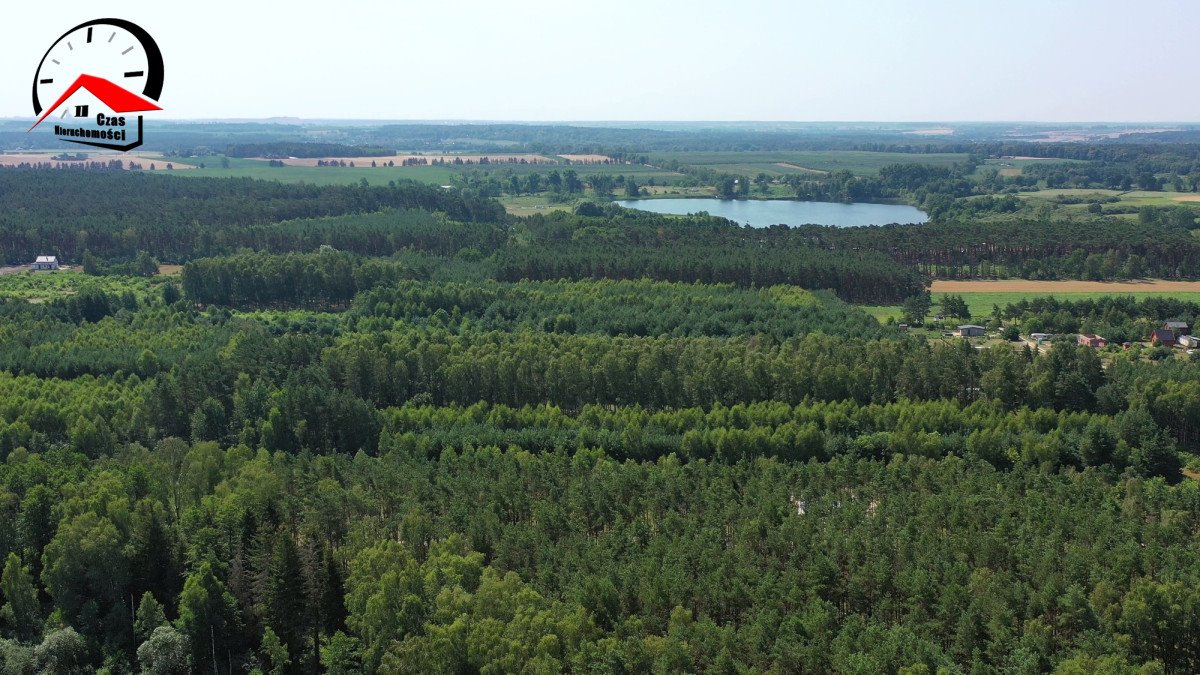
613, 198, 929, 227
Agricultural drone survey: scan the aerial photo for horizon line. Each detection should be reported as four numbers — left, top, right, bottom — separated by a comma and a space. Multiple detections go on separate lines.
1, 117, 1197, 128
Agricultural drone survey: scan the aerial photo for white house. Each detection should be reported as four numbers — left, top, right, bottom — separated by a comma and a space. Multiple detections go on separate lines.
31, 256, 59, 271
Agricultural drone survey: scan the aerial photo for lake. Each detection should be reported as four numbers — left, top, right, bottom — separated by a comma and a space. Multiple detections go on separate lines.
613, 198, 929, 227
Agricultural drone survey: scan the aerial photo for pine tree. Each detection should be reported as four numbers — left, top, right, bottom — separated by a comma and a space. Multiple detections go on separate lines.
1, 553, 41, 642
134, 592, 167, 644
261, 531, 306, 665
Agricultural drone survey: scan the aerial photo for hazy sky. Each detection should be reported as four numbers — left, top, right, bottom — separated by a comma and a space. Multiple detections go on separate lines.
2, 0, 1197, 122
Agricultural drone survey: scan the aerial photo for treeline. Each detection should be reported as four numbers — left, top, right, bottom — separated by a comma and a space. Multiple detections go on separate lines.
182, 251, 421, 308
455, 168, 605, 198
314, 329, 1098, 412
790, 218, 1200, 280
510, 208, 1196, 289
351, 279, 884, 340
225, 142, 395, 158
0, 172, 506, 263
378, 397, 1180, 475
1022, 160, 1198, 192
495, 240, 922, 303
785, 162, 977, 204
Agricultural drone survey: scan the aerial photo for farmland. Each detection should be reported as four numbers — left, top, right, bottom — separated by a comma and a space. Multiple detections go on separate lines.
859, 280, 1200, 323
650, 149, 971, 175
1018, 188, 1195, 209
177, 155, 457, 185
933, 281, 1200, 320
0, 150, 196, 169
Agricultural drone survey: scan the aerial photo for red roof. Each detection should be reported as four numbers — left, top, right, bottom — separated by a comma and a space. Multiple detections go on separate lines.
30, 74, 161, 131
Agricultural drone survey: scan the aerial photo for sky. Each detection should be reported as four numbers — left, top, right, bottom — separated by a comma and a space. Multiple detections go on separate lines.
1, 0, 1197, 122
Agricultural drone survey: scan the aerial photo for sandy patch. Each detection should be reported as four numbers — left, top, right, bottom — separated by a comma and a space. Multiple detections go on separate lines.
158, 264, 183, 276
1172, 195, 1200, 202
558, 154, 612, 162
268, 154, 554, 167
932, 279, 1200, 293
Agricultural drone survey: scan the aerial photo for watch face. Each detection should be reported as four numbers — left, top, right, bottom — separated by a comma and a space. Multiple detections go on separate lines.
32, 18, 163, 115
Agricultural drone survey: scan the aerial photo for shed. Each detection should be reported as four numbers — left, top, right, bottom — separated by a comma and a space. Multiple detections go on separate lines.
957, 325, 986, 338
31, 256, 59, 271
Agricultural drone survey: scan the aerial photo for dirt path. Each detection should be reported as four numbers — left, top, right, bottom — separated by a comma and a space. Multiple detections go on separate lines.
931, 279, 1200, 293
775, 162, 826, 174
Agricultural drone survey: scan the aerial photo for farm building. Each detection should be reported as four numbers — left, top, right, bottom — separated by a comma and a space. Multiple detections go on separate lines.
957, 325, 986, 338
1163, 321, 1190, 336
1030, 332, 1055, 343
31, 256, 59, 271
1077, 334, 1107, 348
1150, 329, 1177, 348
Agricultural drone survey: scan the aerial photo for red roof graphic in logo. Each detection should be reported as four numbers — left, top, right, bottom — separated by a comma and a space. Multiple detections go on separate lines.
29, 73, 161, 131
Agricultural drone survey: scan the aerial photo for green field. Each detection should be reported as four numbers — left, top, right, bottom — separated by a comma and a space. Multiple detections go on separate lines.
499, 194, 575, 216
471, 162, 679, 177
649, 150, 970, 175
1018, 188, 1200, 208
862, 291, 1200, 324
938, 291, 1200, 320
691, 162, 827, 177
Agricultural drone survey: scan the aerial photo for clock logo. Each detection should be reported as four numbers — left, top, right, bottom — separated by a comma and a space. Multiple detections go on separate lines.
28, 18, 164, 151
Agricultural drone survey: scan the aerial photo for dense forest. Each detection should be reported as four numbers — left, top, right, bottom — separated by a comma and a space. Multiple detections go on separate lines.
789, 219, 1200, 280
0, 249, 1198, 672
0, 147, 1199, 674
0, 172, 505, 264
